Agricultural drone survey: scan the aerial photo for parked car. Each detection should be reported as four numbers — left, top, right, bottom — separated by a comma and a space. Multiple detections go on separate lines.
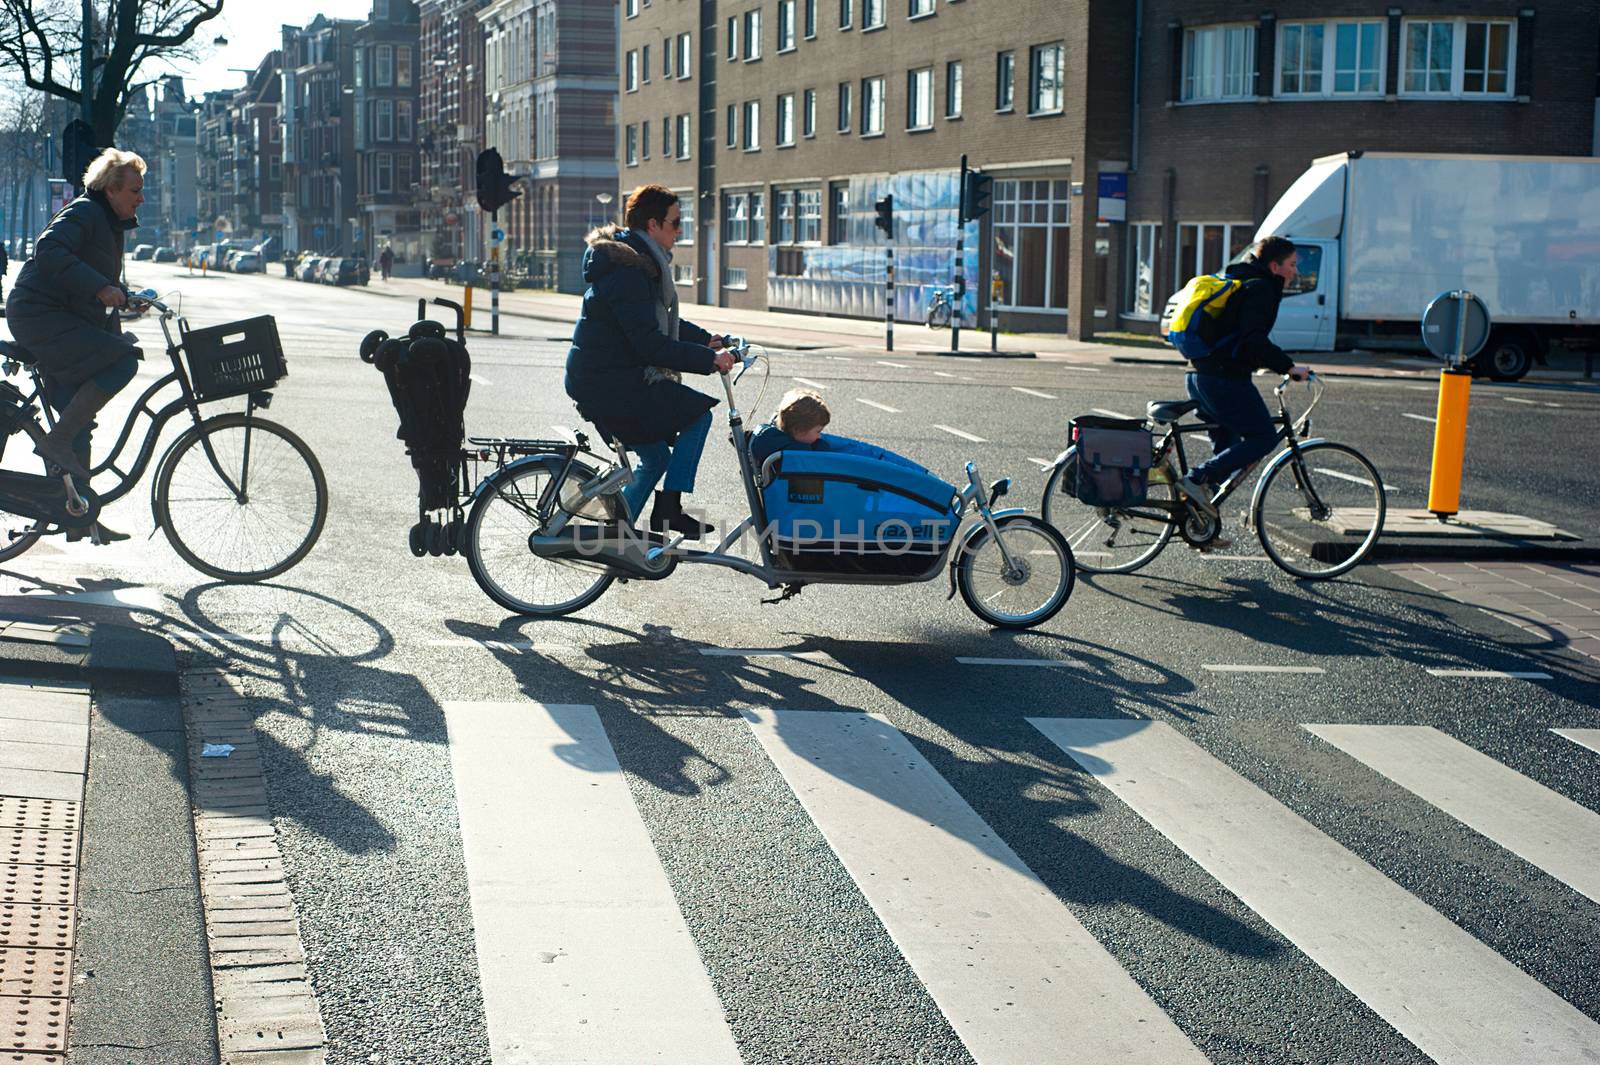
224, 249, 246, 272
152, 246, 177, 263
297, 256, 323, 282
326, 257, 370, 286
131, 244, 155, 261
233, 252, 262, 274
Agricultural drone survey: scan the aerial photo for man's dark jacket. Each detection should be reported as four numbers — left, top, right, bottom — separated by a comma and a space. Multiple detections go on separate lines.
564, 225, 718, 446
1189, 258, 1295, 380
4, 190, 141, 387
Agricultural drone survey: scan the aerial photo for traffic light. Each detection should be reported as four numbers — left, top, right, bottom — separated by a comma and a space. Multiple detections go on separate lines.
474, 148, 523, 216
874, 194, 894, 239
962, 169, 992, 223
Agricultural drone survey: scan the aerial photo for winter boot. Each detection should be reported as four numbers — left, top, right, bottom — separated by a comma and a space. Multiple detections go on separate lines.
649, 490, 714, 540
35, 382, 112, 481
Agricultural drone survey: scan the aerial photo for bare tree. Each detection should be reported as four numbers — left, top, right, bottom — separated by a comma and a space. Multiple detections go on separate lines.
0, 0, 223, 146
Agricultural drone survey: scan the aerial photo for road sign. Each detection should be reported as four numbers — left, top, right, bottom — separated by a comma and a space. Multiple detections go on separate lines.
492, 228, 504, 242
1421, 290, 1491, 518
1421, 290, 1490, 367
314, 226, 325, 239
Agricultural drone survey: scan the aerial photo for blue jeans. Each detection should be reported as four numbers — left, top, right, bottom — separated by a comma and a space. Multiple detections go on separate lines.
43, 352, 140, 455
621, 409, 713, 519
1185, 373, 1279, 487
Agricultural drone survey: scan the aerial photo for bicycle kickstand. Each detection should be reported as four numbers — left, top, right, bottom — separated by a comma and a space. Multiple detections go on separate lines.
761, 582, 805, 606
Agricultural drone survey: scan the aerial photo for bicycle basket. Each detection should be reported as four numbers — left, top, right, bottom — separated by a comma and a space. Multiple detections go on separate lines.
180, 316, 288, 402
1068, 415, 1152, 507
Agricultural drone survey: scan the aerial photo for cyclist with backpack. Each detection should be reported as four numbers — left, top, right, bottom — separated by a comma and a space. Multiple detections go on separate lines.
1170, 235, 1310, 516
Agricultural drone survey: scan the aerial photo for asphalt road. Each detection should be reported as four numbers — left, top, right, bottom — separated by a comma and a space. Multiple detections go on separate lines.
5, 263, 1600, 1065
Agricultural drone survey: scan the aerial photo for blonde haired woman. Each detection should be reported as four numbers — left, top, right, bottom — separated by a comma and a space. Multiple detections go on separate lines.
4, 148, 147, 542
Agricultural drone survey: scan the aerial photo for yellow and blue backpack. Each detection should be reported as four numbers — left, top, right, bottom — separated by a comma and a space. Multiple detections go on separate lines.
1166, 273, 1256, 360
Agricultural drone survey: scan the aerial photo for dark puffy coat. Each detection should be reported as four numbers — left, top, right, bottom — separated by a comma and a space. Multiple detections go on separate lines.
564, 225, 718, 446
1189, 258, 1295, 380
4, 191, 141, 388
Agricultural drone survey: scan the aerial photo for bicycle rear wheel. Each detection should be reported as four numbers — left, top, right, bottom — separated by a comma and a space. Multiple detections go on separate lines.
1253, 441, 1386, 580
927, 302, 952, 329
1041, 449, 1175, 575
156, 414, 328, 582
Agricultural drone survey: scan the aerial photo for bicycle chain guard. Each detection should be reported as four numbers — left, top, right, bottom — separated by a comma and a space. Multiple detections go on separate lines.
0, 470, 101, 529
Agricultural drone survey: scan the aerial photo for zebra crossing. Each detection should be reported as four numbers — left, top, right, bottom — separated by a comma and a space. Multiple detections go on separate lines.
444, 701, 1600, 1065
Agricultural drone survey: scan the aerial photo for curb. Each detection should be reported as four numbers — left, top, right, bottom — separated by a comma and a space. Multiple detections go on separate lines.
0, 615, 179, 694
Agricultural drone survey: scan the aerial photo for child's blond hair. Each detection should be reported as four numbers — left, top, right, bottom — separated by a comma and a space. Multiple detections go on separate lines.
775, 389, 831, 434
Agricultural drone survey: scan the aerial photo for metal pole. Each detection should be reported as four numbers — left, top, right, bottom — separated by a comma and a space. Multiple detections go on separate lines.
885, 246, 895, 351
952, 154, 967, 353
490, 208, 500, 336
991, 272, 1000, 352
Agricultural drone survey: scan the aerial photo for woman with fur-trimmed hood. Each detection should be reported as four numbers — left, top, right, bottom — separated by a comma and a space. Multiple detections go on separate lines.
565, 184, 735, 538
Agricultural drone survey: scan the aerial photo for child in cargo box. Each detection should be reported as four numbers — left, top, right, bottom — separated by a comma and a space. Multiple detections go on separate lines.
749, 389, 926, 473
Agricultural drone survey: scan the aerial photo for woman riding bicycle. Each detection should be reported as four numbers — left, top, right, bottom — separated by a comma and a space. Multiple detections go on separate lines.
4, 148, 147, 543
565, 184, 735, 539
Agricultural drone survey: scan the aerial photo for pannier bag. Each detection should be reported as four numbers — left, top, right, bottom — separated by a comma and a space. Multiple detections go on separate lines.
366, 320, 472, 510
1165, 273, 1253, 359
761, 451, 960, 577
1068, 415, 1152, 507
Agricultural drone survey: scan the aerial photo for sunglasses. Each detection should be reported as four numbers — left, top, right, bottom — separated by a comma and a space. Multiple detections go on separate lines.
666, 217, 683, 230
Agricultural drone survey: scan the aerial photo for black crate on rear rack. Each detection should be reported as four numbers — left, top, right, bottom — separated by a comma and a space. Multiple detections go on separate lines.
180, 315, 288, 402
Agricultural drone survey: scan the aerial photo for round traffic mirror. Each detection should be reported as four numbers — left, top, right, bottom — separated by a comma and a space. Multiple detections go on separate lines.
1421, 291, 1491, 366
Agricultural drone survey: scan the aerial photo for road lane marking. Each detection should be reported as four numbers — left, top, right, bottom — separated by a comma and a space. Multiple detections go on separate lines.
445, 701, 740, 1064
792, 377, 827, 389
1553, 729, 1600, 756
744, 709, 1207, 1064
1092, 408, 1136, 420
1031, 717, 1600, 1065
1011, 387, 1057, 400
469, 373, 492, 386
1202, 664, 1325, 674
856, 398, 901, 413
1425, 668, 1552, 679
1058, 365, 1102, 373
1304, 724, 1600, 904
933, 424, 987, 443
876, 360, 909, 368
699, 648, 832, 662
955, 656, 1073, 668
1402, 413, 1437, 424
1312, 467, 1394, 493
1198, 555, 1271, 562
1027, 457, 1054, 468
932, 370, 958, 378
1500, 397, 1559, 408
426, 638, 580, 655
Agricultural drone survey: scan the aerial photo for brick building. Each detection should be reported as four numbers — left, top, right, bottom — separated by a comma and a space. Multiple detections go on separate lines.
229, 53, 285, 247
281, 15, 361, 255
354, 0, 424, 269
420, 0, 490, 265
480, 0, 618, 293
617, 0, 1598, 338
195, 89, 236, 240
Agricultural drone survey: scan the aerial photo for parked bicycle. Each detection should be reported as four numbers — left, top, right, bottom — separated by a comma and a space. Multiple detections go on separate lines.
925, 286, 957, 329
1040, 374, 1385, 580
0, 291, 328, 581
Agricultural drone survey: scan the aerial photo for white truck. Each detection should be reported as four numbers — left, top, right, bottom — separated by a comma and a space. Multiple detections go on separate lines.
1254, 151, 1600, 380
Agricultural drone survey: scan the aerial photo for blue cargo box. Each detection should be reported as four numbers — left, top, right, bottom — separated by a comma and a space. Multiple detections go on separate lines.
762, 451, 960, 557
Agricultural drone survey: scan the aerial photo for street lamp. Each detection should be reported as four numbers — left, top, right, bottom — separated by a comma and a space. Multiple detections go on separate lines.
595, 192, 613, 229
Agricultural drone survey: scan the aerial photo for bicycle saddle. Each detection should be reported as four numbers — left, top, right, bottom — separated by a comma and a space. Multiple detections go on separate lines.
0, 339, 38, 366
1146, 399, 1199, 423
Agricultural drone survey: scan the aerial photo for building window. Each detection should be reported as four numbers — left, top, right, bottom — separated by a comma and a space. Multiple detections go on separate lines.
863, 0, 883, 29
626, 125, 638, 166
839, 0, 852, 29
750, 190, 766, 242
376, 152, 393, 193
723, 266, 749, 290
909, 0, 933, 17
663, 35, 673, 78
626, 50, 638, 91
397, 100, 413, 141
803, 88, 817, 136
778, 0, 796, 51
804, 0, 817, 38
376, 44, 393, 86
993, 179, 1073, 311
677, 33, 693, 78
837, 81, 852, 131
861, 75, 884, 134
906, 67, 933, 129
777, 94, 795, 145
1174, 222, 1254, 285
776, 188, 797, 243
995, 51, 1015, 111
727, 16, 738, 60
1124, 223, 1160, 317
797, 187, 822, 243
744, 9, 762, 60
726, 103, 737, 146
642, 120, 651, 159
1182, 24, 1257, 102
396, 46, 412, 87
676, 113, 692, 158
724, 191, 748, 243
375, 99, 394, 141
673, 262, 695, 286
677, 192, 695, 245
829, 181, 849, 243
625, 0, 638, 16
1402, 19, 1514, 97
945, 60, 963, 117
743, 99, 761, 149
1029, 42, 1064, 113
1278, 21, 1385, 96
642, 44, 651, 82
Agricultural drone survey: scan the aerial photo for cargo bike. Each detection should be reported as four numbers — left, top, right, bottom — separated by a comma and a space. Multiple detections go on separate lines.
364, 304, 1074, 630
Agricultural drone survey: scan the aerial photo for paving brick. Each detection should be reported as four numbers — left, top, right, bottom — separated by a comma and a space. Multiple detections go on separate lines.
0, 906, 72, 951
0, 995, 67, 1053
0, 801, 77, 834
0, 745, 84, 778
0, 948, 71, 997
0, 865, 74, 908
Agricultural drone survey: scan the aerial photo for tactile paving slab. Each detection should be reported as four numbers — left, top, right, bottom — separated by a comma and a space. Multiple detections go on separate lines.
0, 906, 72, 951
0, 948, 70, 997
0, 830, 76, 869
0, 800, 78, 833
0, 995, 68, 1053
0, 865, 74, 908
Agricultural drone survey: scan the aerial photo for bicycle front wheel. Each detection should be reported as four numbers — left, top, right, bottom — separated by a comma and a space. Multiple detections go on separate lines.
1041, 449, 1175, 575
1253, 441, 1386, 580
956, 514, 1075, 629
927, 303, 952, 329
156, 414, 328, 582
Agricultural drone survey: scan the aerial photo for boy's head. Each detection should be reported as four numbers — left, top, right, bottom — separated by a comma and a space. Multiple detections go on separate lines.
776, 389, 830, 444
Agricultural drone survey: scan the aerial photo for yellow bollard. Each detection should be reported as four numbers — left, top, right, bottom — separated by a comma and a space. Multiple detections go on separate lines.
1427, 368, 1472, 518
463, 284, 474, 329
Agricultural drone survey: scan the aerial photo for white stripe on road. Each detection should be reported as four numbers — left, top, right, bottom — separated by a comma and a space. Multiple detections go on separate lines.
1553, 729, 1600, 757
1027, 457, 1054, 468
1305, 724, 1600, 905
876, 360, 909, 368
1198, 555, 1272, 562
1092, 408, 1136, 420
444, 702, 739, 1064
792, 377, 827, 389
1312, 467, 1393, 493
856, 398, 902, 414
932, 370, 960, 378
469, 373, 492, 386
744, 709, 1206, 1064
1402, 413, 1438, 424
955, 656, 1073, 668
1425, 668, 1552, 679
1058, 365, 1103, 373
1031, 718, 1600, 1065
933, 424, 987, 443
700, 647, 832, 662
1202, 664, 1326, 674
1011, 386, 1057, 400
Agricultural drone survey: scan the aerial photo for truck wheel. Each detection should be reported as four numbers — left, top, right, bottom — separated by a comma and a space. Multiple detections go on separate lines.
1477, 331, 1534, 382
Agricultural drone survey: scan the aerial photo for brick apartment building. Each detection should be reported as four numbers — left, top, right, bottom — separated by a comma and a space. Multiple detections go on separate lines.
617, 1, 1599, 338
480, 0, 619, 293
420, 0, 490, 265
282, 15, 361, 255
354, 0, 425, 269
229, 53, 285, 247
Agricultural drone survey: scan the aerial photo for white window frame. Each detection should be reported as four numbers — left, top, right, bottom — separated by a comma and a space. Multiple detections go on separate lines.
397, 99, 413, 141
1181, 23, 1257, 103
743, 99, 761, 150
726, 16, 738, 60
803, 88, 817, 137
1028, 41, 1064, 114
945, 60, 963, 117
744, 9, 763, 60
626, 125, 638, 166
778, 0, 797, 52
1400, 18, 1516, 99
375, 98, 394, 141
726, 103, 737, 147
676, 113, 692, 159
906, 67, 934, 130
861, 75, 885, 135
625, 50, 639, 92
1124, 222, 1161, 319
837, 81, 852, 131
797, 187, 822, 244
995, 50, 1015, 111
1174, 221, 1256, 286
863, 0, 884, 30
676, 191, 696, 245
777, 93, 796, 146
804, 0, 817, 39
992, 178, 1074, 313
376, 44, 394, 87
677, 33, 693, 79
839, 0, 852, 30
1276, 20, 1387, 98
909, 0, 934, 19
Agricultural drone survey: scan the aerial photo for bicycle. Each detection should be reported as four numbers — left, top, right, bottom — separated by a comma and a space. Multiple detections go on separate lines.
1040, 374, 1385, 580
0, 291, 329, 582
925, 286, 956, 329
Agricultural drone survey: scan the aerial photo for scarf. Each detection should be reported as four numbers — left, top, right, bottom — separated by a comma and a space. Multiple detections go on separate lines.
639, 234, 679, 341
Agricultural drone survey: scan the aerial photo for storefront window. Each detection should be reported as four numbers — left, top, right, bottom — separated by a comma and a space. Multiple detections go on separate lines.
1124, 223, 1159, 317
993, 178, 1071, 311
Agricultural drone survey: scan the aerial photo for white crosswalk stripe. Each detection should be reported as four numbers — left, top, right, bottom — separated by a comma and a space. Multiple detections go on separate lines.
1306, 724, 1600, 904
1554, 728, 1600, 757
742, 708, 1205, 1063
1030, 717, 1600, 1065
444, 701, 740, 1065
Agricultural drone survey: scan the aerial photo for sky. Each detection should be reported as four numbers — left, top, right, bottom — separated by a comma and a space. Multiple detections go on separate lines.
162, 0, 374, 97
